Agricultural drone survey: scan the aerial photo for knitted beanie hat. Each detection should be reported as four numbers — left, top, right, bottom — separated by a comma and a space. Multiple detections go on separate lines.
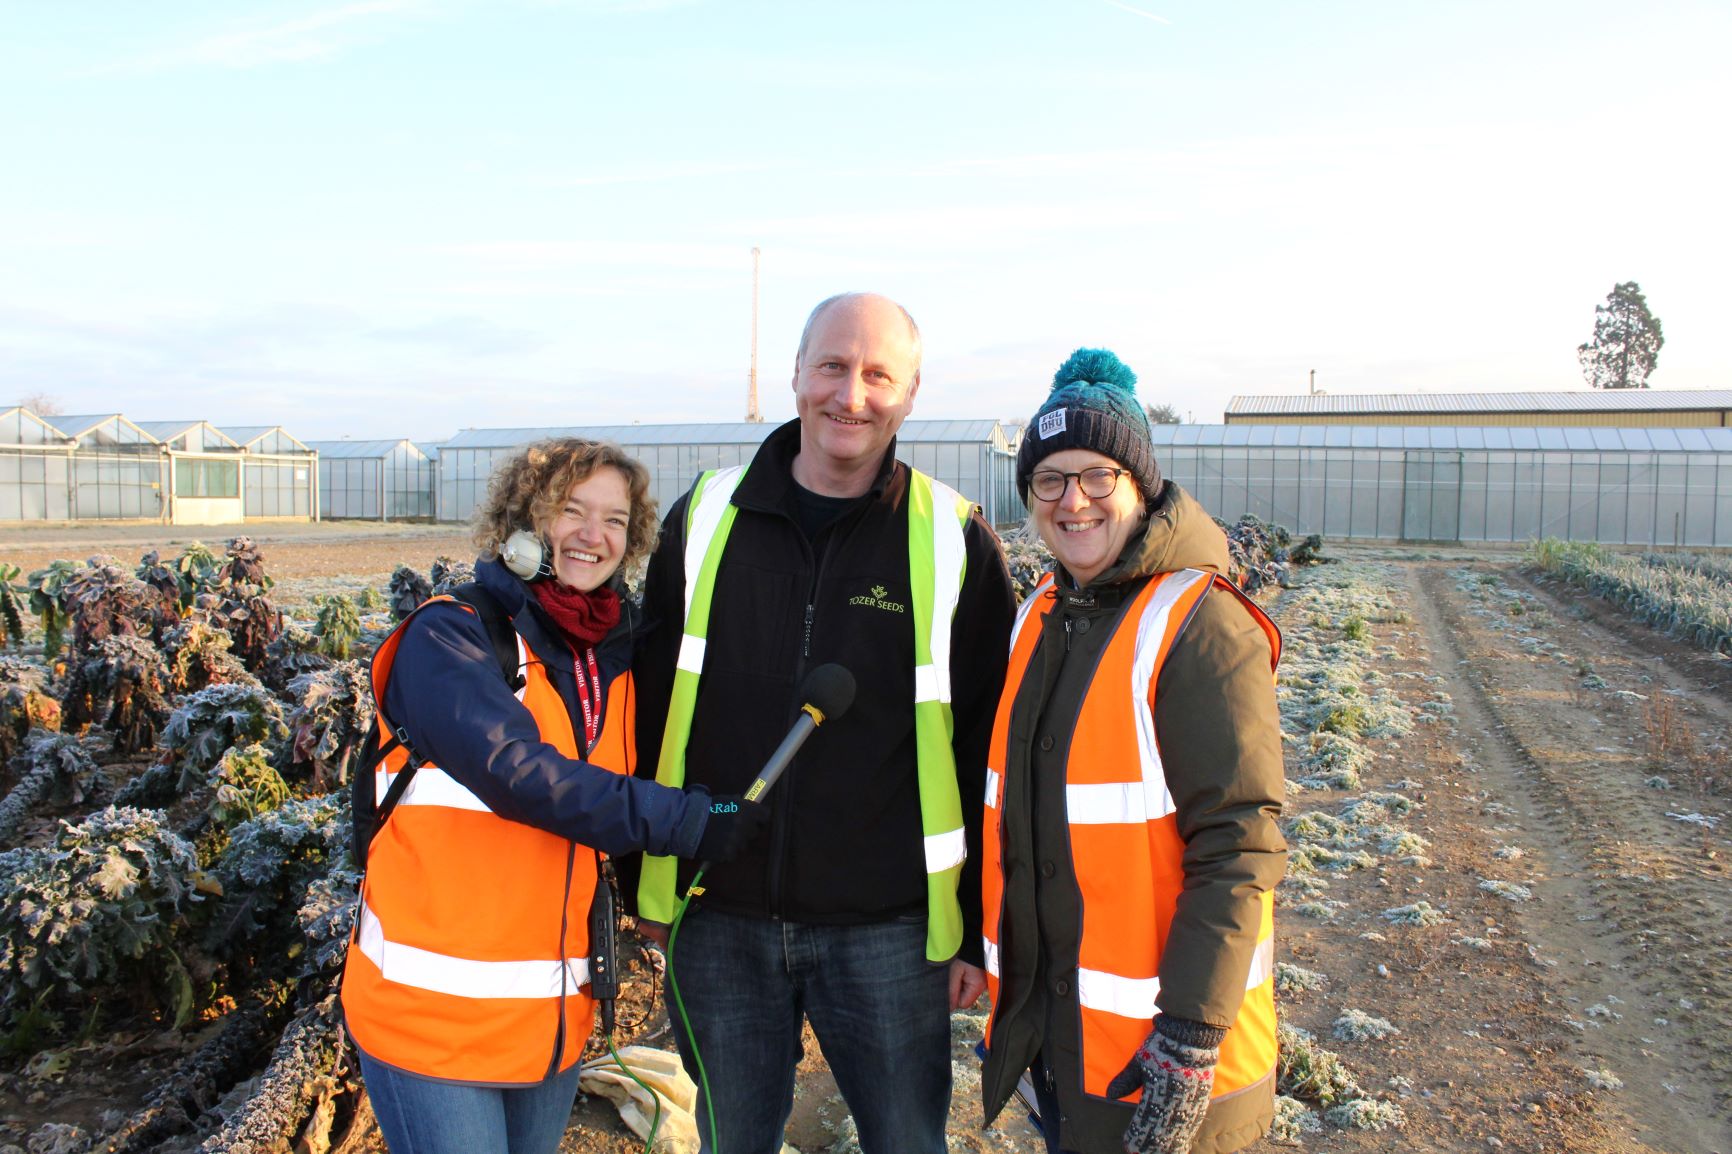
1016, 348, 1161, 505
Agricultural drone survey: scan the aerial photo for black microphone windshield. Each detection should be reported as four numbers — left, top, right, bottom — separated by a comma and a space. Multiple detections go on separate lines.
801, 663, 856, 722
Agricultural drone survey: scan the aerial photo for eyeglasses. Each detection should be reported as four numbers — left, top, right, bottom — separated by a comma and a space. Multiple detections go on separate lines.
1029, 467, 1130, 502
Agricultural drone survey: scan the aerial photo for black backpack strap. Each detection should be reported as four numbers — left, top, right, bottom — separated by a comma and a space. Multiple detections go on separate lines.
448, 582, 527, 692
353, 584, 525, 870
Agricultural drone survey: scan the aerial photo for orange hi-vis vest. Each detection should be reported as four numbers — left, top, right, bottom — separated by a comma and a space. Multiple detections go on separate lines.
982, 568, 1281, 1103
341, 597, 631, 1084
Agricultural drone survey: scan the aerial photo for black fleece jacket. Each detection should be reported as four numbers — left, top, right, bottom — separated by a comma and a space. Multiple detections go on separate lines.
631, 420, 1015, 963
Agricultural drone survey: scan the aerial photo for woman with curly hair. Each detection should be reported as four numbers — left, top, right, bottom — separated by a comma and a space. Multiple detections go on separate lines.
341, 438, 768, 1154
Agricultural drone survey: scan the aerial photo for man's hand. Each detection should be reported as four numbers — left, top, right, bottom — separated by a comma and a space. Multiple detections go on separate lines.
949, 960, 987, 1010
635, 919, 670, 949
1105, 1015, 1226, 1154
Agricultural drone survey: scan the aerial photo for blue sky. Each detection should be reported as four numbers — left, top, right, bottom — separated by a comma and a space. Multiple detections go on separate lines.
2, 1, 1727, 441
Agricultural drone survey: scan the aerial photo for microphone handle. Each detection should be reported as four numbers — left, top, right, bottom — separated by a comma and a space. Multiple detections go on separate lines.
693, 711, 819, 875
744, 711, 818, 803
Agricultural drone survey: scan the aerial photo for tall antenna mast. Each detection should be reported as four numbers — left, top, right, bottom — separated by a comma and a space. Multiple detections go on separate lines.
746, 247, 763, 422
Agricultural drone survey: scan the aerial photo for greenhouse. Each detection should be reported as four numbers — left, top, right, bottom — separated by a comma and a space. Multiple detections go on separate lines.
222, 426, 317, 520
304, 439, 438, 521
435, 420, 1022, 526
33, 413, 168, 521
1152, 424, 1732, 547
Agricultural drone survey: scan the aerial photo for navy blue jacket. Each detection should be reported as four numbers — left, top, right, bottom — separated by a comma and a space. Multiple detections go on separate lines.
379, 558, 710, 858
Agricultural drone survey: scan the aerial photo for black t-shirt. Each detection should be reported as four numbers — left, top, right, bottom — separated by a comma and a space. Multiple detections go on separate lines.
789, 479, 863, 541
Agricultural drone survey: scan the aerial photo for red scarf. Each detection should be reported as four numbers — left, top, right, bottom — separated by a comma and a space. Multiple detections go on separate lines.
532, 581, 621, 647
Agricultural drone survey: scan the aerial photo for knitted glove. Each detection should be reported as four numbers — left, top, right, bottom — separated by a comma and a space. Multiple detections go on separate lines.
691, 794, 770, 864
1105, 1015, 1226, 1154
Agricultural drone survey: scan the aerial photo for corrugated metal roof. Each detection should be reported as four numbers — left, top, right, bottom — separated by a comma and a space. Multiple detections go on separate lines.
441, 419, 1012, 451
304, 439, 428, 460
1226, 389, 1732, 416
1147, 425, 1732, 451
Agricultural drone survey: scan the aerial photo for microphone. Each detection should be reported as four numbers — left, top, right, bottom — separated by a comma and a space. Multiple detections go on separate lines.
744, 663, 856, 803
690, 664, 855, 877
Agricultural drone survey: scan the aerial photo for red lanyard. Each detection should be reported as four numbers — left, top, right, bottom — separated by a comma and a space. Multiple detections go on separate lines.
573, 646, 602, 749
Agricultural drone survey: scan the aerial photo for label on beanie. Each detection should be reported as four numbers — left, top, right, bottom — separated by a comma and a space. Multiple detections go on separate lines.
1038, 408, 1067, 438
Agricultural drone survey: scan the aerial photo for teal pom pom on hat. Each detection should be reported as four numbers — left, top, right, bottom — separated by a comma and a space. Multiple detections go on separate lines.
1016, 347, 1162, 505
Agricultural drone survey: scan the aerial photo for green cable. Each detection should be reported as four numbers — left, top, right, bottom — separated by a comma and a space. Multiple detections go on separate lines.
604, 1032, 663, 1154
664, 868, 719, 1154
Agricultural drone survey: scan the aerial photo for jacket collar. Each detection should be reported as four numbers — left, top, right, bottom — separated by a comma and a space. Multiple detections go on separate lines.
474, 556, 640, 674
733, 418, 905, 513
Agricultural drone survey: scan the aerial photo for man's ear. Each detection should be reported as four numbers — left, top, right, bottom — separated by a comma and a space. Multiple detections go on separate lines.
905, 371, 921, 409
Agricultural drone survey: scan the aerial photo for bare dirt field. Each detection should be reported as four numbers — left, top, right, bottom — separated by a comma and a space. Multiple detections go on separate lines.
2, 530, 1728, 1154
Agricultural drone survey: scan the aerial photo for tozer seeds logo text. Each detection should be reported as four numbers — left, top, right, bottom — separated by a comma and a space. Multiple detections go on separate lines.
849, 584, 905, 613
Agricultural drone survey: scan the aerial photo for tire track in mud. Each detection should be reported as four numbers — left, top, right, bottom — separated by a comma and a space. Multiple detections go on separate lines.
1412, 562, 1732, 1154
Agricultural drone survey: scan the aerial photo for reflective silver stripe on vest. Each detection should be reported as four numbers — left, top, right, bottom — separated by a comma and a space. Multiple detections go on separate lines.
357, 903, 590, 999
376, 635, 528, 813
984, 937, 1001, 977
677, 466, 748, 674
377, 766, 489, 812
1077, 938, 1275, 1021
984, 767, 1002, 809
1125, 569, 1210, 826
924, 829, 967, 873
914, 478, 969, 706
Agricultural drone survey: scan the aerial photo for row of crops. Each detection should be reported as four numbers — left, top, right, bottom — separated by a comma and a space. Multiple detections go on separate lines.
1526, 538, 1732, 657
0, 541, 477, 1154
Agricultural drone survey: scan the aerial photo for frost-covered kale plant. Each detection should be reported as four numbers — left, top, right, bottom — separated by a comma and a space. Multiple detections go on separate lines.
0, 732, 99, 847
282, 662, 374, 792
160, 619, 250, 694
0, 806, 201, 1024
203, 795, 345, 975
158, 683, 289, 794
62, 556, 177, 654
387, 564, 432, 622
0, 655, 61, 765
60, 635, 173, 756
312, 595, 361, 661
207, 743, 293, 830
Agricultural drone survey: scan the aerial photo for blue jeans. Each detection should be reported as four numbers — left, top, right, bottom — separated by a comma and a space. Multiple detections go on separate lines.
356, 1046, 583, 1154
667, 906, 952, 1154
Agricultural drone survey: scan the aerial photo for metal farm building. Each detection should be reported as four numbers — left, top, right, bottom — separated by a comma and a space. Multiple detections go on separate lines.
1156, 424, 1732, 547
435, 420, 1022, 528
1224, 389, 1732, 428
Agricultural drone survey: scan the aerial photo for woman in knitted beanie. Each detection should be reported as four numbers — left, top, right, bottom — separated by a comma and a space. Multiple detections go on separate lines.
978, 350, 1288, 1154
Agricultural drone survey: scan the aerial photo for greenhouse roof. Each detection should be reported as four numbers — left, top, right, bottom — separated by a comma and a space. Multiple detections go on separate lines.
1226, 389, 1732, 417
441, 419, 1014, 451
135, 420, 242, 449
221, 425, 314, 452
1148, 425, 1732, 451
304, 438, 429, 460
41, 414, 159, 443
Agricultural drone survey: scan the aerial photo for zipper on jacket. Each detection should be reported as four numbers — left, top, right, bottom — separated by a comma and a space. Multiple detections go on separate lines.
769, 516, 837, 920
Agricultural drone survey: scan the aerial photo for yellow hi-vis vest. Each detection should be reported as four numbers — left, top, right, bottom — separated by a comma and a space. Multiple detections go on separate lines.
982, 569, 1282, 1102
637, 463, 975, 962
341, 596, 633, 1084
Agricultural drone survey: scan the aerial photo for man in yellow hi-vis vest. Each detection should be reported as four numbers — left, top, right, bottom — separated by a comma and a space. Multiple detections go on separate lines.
629, 292, 1016, 1154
